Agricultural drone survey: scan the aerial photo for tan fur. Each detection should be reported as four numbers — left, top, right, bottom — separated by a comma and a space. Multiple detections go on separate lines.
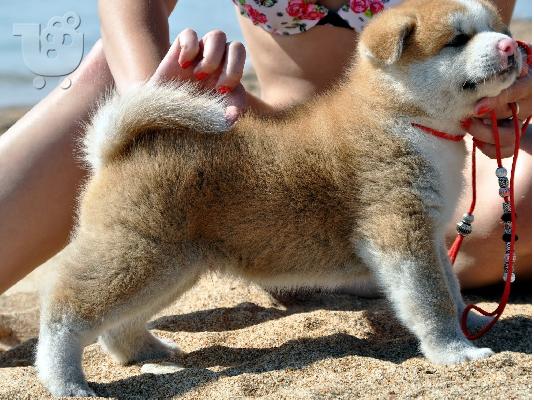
37, 1, 519, 396
360, 0, 465, 64
58, 75, 440, 315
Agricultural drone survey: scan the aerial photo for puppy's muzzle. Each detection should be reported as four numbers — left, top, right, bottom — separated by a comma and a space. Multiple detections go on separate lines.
463, 37, 521, 91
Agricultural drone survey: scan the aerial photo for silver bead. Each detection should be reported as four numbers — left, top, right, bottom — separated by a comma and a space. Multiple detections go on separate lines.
461, 213, 474, 224
502, 271, 516, 282
499, 187, 510, 197
495, 167, 508, 177
502, 202, 512, 213
504, 252, 516, 263
504, 222, 512, 234
498, 177, 509, 188
456, 221, 472, 236
503, 251, 516, 282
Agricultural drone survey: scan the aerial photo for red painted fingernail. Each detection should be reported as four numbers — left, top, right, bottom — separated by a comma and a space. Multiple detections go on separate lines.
180, 60, 192, 69
217, 86, 231, 95
194, 72, 209, 81
475, 106, 492, 116
460, 118, 472, 130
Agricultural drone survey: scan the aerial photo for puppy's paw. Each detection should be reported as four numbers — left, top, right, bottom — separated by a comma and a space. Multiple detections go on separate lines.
49, 383, 97, 397
423, 341, 494, 365
157, 337, 184, 357
141, 361, 185, 375
130, 335, 183, 364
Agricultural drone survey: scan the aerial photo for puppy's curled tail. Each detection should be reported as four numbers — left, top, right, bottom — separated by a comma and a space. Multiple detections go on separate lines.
83, 82, 228, 171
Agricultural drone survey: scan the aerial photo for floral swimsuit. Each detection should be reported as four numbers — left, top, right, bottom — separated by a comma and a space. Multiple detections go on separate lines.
233, 0, 402, 35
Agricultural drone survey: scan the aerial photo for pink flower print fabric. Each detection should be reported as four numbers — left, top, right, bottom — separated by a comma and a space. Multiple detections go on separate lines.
232, 0, 403, 35
243, 4, 269, 24
286, 0, 328, 20
233, 0, 329, 34
338, 0, 402, 32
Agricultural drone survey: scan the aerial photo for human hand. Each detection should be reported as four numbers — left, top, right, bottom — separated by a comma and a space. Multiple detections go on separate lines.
150, 29, 247, 124
462, 42, 531, 158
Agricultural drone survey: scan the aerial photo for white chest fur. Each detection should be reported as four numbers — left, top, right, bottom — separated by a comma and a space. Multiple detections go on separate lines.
394, 122, 468, 231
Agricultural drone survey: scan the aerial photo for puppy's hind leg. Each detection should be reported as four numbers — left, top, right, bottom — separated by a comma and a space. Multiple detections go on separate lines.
36, 235, 202, 397
36, 242, 103, 397
96, 245, 202, 366
36, 315, 97, 397
98, 303, 187, 365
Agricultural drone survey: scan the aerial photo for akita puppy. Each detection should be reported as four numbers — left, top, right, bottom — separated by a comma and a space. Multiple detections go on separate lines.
36, 0, 522, 396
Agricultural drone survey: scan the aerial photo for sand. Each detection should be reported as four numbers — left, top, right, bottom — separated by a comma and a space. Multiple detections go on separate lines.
0, 272, 532, 399
0, 19, 531, 400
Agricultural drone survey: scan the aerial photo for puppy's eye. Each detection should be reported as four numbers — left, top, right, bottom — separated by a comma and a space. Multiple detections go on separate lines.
446, 33, 470, 48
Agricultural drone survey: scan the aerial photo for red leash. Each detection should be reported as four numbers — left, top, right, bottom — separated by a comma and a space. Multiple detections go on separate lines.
457, 105, 529, 340
411, 123, 466, 142
413, 40, 532, 340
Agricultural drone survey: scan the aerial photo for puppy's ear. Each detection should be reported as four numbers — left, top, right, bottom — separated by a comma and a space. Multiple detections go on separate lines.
359, 11, 416, 66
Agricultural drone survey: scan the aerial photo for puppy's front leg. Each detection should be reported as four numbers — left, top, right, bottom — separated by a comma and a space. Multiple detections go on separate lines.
357, 211, 493, 364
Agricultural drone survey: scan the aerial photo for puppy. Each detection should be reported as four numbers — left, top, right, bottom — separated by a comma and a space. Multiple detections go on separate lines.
36, 0, 522, 396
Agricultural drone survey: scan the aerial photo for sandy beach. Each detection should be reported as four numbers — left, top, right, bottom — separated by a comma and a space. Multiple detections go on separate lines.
0, 19, 531, 400
0, 273, 531, 399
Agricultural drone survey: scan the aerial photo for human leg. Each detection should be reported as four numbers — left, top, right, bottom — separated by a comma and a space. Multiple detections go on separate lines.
0, 41, 112, 294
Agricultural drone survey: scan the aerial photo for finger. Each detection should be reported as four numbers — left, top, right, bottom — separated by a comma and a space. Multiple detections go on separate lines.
473, 99, 513, 119
467, 118, 517, 147
516, 97, 532, 121
193, 30, 227, 80
474, 75, 532, 118
499, 73, 532, 102
474, 140, 515, 159
224, 84, 247, 125
150, 36, 180, 84
225, 105, 241, 126
216, 42, 246, 94
476, 96, 532, 121
519, 58, 530, 78
177, 29, 200, 69
518, 43, 531, 77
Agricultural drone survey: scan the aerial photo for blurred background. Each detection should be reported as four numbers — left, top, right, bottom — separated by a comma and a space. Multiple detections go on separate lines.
0, 0, 246, 108
0, 0, 531, 120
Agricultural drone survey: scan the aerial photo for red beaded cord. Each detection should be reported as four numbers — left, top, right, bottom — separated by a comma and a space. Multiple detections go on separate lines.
456, 40, 532, 339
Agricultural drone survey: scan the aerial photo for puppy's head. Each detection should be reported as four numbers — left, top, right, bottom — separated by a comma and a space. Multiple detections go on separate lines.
357, 0, 522, 120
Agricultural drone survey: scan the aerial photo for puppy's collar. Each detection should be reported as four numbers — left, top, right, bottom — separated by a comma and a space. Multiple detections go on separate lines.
411, 123, 466, 142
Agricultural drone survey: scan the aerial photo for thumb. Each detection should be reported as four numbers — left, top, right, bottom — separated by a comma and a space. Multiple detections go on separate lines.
223, 84, 247, 125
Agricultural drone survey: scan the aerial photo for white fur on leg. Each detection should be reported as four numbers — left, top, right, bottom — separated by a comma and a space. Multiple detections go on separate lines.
36, 321, 96, 397
357, 241, 493, 365
421, 340, 494, 365
99, 329, 182, 365
98, 315, 183, 365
